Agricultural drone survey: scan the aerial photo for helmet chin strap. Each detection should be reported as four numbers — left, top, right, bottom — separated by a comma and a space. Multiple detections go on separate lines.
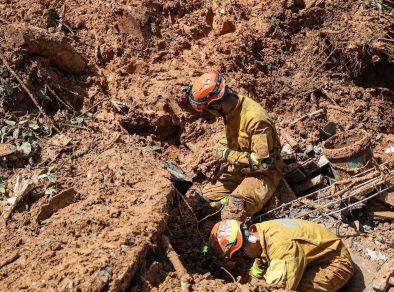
219, 107, 227, 125
208, 101, 227, 125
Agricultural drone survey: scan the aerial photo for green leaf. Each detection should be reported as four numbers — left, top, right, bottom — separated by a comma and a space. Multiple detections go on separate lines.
12, 128, 19, 139
376, 2, 383, 14
3, 119, 16, 126
28, 121, 40, 130
1, 126, 8, 134
19, 142, 32, 155
0, 184, 6, 194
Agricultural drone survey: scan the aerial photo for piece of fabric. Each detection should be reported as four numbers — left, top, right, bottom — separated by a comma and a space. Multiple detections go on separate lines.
252, 219, 354, 291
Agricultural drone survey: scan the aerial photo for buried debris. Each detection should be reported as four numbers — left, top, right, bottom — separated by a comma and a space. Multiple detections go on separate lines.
256, 165, 393, 222
323, 129, 374, 180
372, 261, 394, 292
0, 252, 20, 270
36, 188, 78, 222
3, 175, 37, 220
162, 235, 192, 292
289, 108, 325, 127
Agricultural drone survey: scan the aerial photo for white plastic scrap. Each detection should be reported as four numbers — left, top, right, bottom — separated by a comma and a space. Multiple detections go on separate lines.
384, 146, 394, 154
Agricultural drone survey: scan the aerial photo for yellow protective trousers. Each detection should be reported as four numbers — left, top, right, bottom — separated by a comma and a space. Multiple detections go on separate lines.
202, 170, 278, 217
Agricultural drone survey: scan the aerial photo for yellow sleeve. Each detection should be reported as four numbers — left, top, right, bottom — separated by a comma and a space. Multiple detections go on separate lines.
264, 242, 306, 290
226, 122, 274, 167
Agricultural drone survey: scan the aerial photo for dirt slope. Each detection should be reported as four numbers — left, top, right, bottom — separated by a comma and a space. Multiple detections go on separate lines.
0, 135, 173, 290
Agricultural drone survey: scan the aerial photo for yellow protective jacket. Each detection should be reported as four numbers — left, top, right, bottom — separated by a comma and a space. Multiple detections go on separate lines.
222, 95, 283, 182
251, 219, 344, 290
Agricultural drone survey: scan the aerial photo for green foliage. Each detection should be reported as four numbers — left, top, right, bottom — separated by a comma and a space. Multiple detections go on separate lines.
0, 117, 49, 156
363, 0, 393, 15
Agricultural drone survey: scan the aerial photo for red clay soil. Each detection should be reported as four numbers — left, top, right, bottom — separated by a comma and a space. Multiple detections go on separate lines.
0, 0, 393, 291
0, 133, 173, 291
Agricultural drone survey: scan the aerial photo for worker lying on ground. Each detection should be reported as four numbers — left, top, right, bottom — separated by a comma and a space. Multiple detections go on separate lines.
208, 218, 354, 291
184, 71, 284, 221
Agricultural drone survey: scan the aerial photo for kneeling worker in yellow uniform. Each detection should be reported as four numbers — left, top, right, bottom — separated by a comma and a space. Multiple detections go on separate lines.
184, 71, 283, 221
209, 219, 354, 291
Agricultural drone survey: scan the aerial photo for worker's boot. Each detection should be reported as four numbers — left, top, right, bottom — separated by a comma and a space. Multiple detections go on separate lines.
193, 188, 227, 219
221, 195, 246, 221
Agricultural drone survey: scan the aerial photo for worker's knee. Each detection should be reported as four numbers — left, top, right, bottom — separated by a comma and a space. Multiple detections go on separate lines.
201, 184, 225, 201
299, 245, 354, 292
234, 176, 276, 216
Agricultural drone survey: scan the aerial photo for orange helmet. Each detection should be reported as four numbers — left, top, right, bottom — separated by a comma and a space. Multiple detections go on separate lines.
208, 219, 243, 259
187, 71, 226, 111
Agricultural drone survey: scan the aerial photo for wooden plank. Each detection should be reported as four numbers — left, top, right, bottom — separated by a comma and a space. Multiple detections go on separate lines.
368, 211, 394, 221
377, 191, 394, 207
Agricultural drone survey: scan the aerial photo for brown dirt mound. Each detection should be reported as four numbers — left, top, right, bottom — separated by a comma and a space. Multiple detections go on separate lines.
0, 137, 173, 291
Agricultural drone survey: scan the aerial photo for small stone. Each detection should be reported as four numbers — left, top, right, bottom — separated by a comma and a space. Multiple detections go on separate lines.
66, 280, 75, 289
121, 245, 130, 252
151, 145, 162, 153
305, 144, 314, 154
313, 146, 323, 154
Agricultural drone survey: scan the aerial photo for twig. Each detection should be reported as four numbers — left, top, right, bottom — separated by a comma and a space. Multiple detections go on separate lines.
176, 194, 190, 237
0, 252, 20, 269
0, 54, 45, 115
58, 123, 91, 131
219, 266, 236, 283
198, 205, 223, 223
77, 97, 110, 118
289, 108, 325, 127
0, 52, 60, 133
45, 84, 75, 113
173, 185, 204, 241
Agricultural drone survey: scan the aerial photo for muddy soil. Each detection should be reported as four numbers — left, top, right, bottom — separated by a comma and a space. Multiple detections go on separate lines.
0, 0, 393, 291
0, 131, 173, 290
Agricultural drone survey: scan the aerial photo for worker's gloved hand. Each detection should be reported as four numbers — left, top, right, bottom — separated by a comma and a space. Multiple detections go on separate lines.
216, 147, 231, 161
251, 259, 265, 279
209, 196, 229, 208
250, 152, 260, 166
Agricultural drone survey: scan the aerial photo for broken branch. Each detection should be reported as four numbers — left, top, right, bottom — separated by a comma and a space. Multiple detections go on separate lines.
162, 235, 191, 292
0, 53, 46, 115
0, 252, 20, 269
289, 108, 325, 127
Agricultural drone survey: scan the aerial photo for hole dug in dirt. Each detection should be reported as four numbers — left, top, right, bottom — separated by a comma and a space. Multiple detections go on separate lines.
353, 56, 394, 90
0, 23, 94, 113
